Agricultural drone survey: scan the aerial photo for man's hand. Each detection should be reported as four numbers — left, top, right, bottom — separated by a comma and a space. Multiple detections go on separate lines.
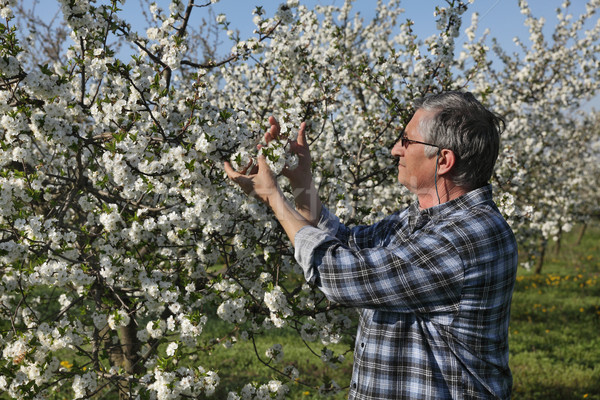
223, 149, 311, 247
224, 155, 281, 206
263, 116, 312, 188
263, 116, 321, 225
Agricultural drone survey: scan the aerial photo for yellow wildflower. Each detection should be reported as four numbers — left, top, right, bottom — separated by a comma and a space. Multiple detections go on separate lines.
60, 360, 73, 369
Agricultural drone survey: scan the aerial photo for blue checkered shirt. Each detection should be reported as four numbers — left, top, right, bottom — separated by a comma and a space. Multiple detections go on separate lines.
294, 185, 518, 399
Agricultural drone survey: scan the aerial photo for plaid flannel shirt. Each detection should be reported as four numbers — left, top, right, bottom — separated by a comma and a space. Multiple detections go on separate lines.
294, 185, 518, 400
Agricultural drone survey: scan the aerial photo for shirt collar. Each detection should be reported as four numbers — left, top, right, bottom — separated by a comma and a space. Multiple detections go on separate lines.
406, 185, 494, 231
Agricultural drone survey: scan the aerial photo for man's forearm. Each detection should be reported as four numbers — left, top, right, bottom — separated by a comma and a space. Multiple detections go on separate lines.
268, 189, 312, 247
291, 180, 322, 226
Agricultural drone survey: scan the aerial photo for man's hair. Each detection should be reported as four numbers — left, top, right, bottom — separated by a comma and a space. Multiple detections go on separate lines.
414, 91, 505, 190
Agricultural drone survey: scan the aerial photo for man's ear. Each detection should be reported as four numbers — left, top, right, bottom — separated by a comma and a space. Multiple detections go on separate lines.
436, 148, 456, 176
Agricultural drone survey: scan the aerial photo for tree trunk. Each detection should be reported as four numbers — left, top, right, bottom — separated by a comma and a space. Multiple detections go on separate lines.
100, 314, 141, 399
534, 239, 547, 274
117, 317, 141, 400
554, 225, 562, 256
119, 319, 141, 375
576, 223, 587, 246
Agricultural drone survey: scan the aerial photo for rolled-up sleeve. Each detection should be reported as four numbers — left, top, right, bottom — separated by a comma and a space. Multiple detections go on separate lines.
294, 206, 343, 284
315, 206, 340, 237
294, 214, 464, 313
294, 224, 337, 285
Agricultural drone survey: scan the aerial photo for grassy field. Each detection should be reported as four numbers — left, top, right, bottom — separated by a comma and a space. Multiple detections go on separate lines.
199, 322, 354, 399
509, 223, 600, 399
201, 222, 600, 399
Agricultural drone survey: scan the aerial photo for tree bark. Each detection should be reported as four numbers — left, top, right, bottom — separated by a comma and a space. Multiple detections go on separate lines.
534, 239, 547, 274
554, 225, 562, 256
118, 316, 141, 400
576, 223, 587, 246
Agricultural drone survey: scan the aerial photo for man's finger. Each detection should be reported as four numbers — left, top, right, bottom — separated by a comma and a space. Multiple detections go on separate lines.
264, 115, 281, 144
224, 161, 242, 180
224, 161, 256, 196
241, 158, 255, 175
297, 121, 308, 148
256, 154, 269, 169
288, 121, 309, 155
269, 116, 280, 136
249, 163, 259, 175
263, 131, 273, 144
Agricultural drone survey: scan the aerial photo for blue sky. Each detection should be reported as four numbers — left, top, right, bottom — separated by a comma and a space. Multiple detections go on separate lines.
21, 1, 593, 52
19, 0, 599, 110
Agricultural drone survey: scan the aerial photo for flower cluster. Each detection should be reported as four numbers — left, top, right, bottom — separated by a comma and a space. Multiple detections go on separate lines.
227, 380, 289, 400
146, 367, 220, 399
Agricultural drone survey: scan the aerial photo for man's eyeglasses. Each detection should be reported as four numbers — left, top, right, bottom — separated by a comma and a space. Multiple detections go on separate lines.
398, 132, 441, 149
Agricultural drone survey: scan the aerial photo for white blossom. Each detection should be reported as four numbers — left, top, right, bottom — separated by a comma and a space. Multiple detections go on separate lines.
1, 0, 598, 396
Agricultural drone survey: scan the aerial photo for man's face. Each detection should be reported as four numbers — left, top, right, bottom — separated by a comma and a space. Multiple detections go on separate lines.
390, 109, 439, 195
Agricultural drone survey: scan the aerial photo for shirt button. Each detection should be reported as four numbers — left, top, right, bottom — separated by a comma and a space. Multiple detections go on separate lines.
360, 342, 365, 348
352, 382, 357, 389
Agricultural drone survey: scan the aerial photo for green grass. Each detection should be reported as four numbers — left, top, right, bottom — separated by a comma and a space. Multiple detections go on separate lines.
509, 222, 600, 400
197, 311, 355, 399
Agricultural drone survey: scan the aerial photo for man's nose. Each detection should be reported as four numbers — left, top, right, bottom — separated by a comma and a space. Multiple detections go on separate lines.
391, 141, 404, 157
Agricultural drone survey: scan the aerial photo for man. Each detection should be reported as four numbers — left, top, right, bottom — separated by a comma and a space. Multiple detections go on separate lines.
224, 91, 518, 399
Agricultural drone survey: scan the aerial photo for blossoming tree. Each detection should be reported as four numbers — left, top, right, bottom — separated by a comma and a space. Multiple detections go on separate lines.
0, 0, 598, 398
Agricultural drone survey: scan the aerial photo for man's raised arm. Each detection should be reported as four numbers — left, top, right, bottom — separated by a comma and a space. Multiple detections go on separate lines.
264, 117, 322, 225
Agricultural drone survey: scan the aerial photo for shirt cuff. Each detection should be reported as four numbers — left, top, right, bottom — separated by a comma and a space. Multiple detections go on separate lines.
294, 225, 336, 285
